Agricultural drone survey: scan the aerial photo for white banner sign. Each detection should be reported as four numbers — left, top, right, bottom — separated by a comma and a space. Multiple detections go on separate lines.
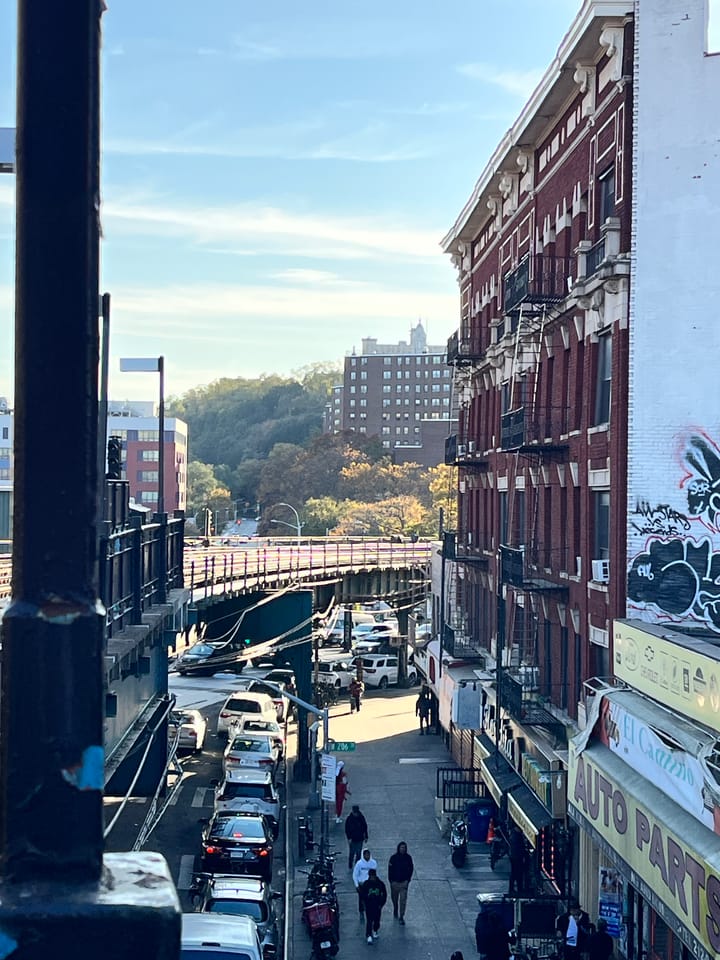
596, 695, 715, 830
321, 754, 337, 803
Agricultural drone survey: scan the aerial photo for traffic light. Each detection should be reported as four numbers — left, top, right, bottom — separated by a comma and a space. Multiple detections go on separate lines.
107, 436, 122, 480
242, 638, 252, 647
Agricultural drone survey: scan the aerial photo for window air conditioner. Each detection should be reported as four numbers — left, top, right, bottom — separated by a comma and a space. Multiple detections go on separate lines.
591, 559, 610, 583
468, 440, 476, 453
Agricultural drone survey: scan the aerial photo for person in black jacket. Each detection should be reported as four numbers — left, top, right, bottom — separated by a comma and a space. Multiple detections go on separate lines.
359, 868, 387, 943
387, 841, 414, 924
588, 919, 613, 960
557, 902, 592, 960
344, 804, 369, 869
475, 909, 510, 960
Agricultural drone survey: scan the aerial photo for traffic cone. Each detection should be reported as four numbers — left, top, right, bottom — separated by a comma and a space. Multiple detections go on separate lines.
486, 818, 496, 843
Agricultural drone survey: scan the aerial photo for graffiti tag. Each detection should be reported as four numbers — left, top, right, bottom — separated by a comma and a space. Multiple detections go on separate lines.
682, 434, 720, 532
630, 500, 690, 538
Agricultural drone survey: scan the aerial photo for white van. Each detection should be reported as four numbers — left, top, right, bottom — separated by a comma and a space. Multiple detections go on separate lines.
321, 608, 377, 645
181, 913, 268, 959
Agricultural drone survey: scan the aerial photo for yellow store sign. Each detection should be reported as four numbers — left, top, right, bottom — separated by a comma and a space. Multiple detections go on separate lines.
613, 619, 720, 734
569, 743, 720, 960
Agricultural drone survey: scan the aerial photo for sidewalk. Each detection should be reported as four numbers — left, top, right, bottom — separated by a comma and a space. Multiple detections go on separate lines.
287, 685, 511, 960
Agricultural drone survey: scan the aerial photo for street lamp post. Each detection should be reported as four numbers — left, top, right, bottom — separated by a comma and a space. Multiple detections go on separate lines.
119, 357, 166, 600
119, 357, 165, 516
268, 501, 303, 539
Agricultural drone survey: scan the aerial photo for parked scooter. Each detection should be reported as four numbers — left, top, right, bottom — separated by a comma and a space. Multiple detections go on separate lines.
303, 900, 340, 960
449, 816, 468, 867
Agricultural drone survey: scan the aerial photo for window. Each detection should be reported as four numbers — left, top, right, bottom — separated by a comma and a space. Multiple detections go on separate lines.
384, 357, 392, 365
432, 370, 441, 378
382, 441, 390, 448
443, 383, 450, 392
2, 428, 7, 439
382, 427, 390, 435
431, 399, 440, 406
137, 431, 158, 441
499, 492, 508, 545
360, 385, 367, 394
594, 491, 610, 560
359, 399, 367, 407
383, 371, 391, 380
349, 386, 356, 394
349, 399, 356, 407
594, 335, 612, 424
138, 471, 158, 482
350, 372, 356, 380
432, 384, 440, 393
360, 371, 367, 380
383, 386, 391, 394
137, 450, 157, 461
598, 166, 615, 223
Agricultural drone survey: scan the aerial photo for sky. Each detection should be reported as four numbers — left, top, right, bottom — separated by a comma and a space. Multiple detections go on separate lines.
0, 0, 582, 403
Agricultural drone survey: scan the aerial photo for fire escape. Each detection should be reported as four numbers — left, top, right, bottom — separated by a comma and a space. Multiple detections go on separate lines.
497, 253, 570, 743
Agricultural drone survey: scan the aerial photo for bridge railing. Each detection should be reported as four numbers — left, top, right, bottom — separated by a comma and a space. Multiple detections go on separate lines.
185, 538, 432, 599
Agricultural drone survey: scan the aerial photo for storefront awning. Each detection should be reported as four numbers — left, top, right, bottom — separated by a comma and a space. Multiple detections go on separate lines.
507, 786, 553, 848
478, 750, 524, 806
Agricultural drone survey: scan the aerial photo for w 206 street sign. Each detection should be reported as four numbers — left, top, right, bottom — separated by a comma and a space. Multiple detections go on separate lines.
329, 741, 356, 752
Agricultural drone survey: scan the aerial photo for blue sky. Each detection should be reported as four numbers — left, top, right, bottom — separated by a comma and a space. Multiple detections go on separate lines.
0, 0, 580, 402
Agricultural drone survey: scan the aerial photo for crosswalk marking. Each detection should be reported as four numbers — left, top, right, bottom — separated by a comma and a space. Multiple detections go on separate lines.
177, 854, 196, 890
191, 786, 212, 807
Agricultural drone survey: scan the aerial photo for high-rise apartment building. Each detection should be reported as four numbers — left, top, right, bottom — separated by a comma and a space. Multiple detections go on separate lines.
326, 322, 457, 468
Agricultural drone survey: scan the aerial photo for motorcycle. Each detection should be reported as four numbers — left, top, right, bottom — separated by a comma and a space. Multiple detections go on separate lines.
303, 899, 340, 959
449, 816, 468, 867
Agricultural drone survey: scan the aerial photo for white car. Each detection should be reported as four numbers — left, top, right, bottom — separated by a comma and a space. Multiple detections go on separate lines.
352, 653, 418, 689
316, 660, 355, 690
168, 709, 207, 754
217, 692, 277, 738
238, 717, 285, 757
213, 768, 281, 834
351, 622, 398, 643
181, 914, 265, 960
223, 733, 280, 774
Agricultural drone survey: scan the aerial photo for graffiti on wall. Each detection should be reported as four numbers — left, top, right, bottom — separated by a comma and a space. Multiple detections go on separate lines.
627, 538, 720, 631
628, 433, 720, 631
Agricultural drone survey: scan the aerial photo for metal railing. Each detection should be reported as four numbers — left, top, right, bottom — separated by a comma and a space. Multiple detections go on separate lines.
503, 255, 574, 313
585, 237, 606, 276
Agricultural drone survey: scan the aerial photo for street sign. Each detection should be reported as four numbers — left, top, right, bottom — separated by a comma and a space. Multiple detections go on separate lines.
329, 741, 356, 752
320, 754, 337, 802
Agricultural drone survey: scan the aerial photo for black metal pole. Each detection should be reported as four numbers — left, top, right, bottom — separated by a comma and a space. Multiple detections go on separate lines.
0, 0, 104, 883
438, 507, 445, 679
495, 587, 505, 760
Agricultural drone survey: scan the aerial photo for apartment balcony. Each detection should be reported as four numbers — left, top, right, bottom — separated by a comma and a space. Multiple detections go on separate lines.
445, 434, 489, 467
499, 406, 570, 453
499, 545, 568, 593
499, 671, 567, 741
455, 531, 490, 566
447, 329, 484, 365
443, 623, 485, 660
503, 254, 574, 315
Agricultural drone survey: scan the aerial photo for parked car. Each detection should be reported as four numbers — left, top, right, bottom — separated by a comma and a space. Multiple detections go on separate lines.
223, 733, 280, 775
241, 680, 287, 722
212, 768, 281, 835
181, 913, 267, 960
351, 622, 398, 643
217, 692, 277, 738
200, 811, 274, 880
316, 660, 355, 690
238, 717, 285, 758
352, 653, 418, 689
168, 709, 207, 754
190, 874, 281, 958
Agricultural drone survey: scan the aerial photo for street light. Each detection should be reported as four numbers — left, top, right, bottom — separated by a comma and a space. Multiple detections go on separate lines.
268, 501, 303, 539
119, 357, 165, 516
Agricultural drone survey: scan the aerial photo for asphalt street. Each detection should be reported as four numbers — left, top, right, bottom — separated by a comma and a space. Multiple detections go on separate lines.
104, 657, 512, 959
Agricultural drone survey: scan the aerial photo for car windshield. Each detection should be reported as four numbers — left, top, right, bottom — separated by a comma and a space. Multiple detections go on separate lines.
211, 817, 267, 839
182, 951, 254, 960
244, 721, 279, 733
229, 738, 268, 753
226, 699, 262, 713
207, 901, 266, 921
185, 643, 217, 657
220, 784, 271, 800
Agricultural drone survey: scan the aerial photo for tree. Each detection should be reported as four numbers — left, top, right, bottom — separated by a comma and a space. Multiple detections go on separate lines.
302, 497, 344, 536
187, 461, 220, 515
427, 464, 458, 531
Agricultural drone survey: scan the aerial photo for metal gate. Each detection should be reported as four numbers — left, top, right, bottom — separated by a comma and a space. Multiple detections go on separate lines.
436, 766, 488, 814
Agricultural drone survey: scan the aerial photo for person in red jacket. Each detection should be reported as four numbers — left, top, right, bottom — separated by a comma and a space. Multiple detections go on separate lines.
334, 761, 350, 824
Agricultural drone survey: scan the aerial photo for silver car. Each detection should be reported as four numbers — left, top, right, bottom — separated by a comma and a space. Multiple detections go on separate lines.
223, 733, 279, 775
168, 709, 207, 754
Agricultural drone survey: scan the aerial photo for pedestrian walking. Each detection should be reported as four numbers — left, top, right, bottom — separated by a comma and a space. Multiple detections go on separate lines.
507, 824, 526, 896
345, 804, 369, 869
588, 920, 614, 960
335, 760, 351, 823
349, 676, 364, 713
557, 901, 591, 960
353, 849, 378, 917
359, 867, 387, 943
416, 687, 431, 734
387, 841, 414, 924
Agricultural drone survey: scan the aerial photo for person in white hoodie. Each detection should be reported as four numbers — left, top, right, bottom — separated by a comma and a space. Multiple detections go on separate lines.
352, 848, 377, 917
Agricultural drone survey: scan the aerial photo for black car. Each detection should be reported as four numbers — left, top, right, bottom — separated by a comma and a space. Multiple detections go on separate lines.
200, 812, 274, 880
190, 874, 281, 957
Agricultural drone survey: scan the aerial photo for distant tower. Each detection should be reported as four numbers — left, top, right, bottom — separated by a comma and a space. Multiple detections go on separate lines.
409, 321, 427, 354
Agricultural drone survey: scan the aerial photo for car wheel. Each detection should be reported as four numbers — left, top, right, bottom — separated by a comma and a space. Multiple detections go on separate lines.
379, 676, 389, 690
407, 671, 418, 687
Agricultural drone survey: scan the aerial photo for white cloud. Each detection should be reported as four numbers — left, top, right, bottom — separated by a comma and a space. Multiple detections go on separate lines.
456, 62, 544, 99
102, 190, 444, 264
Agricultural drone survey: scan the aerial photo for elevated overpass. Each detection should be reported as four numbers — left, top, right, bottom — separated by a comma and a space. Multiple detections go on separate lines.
0, 531, 431, 796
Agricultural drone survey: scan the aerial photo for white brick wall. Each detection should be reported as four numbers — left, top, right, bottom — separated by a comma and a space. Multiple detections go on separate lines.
628, 0, 720, 630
